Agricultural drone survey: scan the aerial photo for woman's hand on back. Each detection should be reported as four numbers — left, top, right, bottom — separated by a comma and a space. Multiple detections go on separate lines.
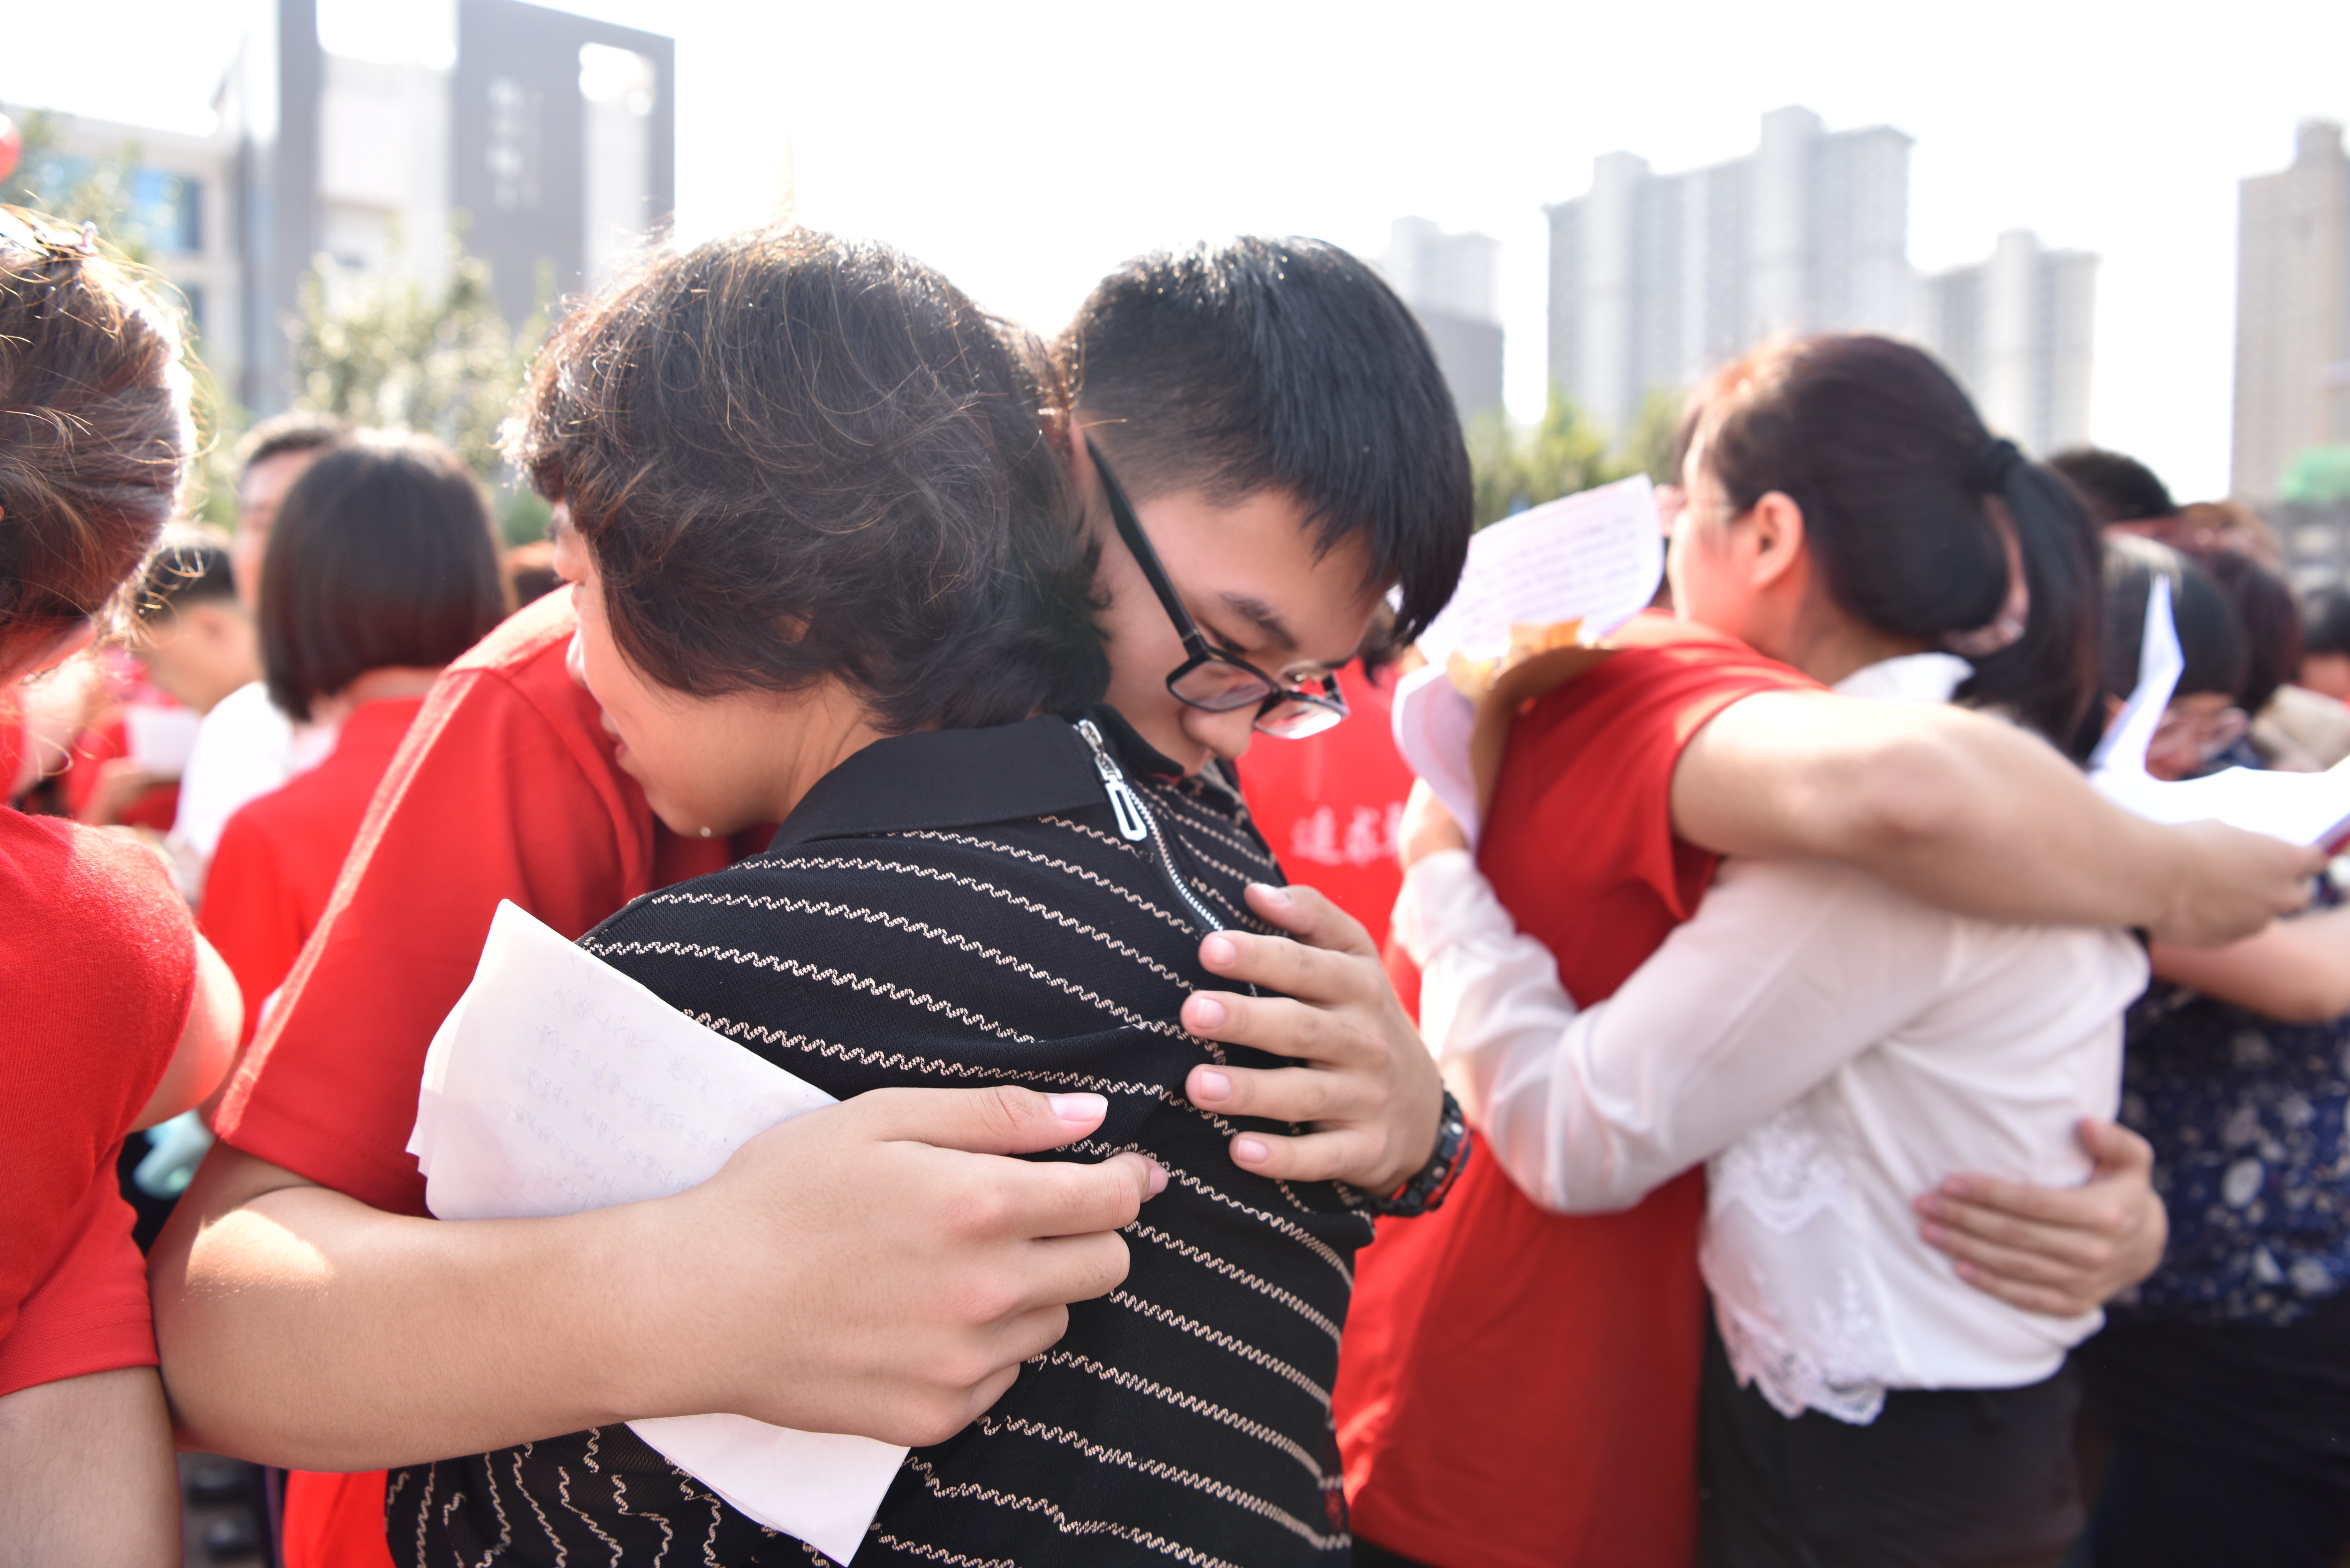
1178, 883, 1445, 1196
1911, 1117, 2166, 1318
653, 1086, 1164, 1446
157, 1089, 1162, 1465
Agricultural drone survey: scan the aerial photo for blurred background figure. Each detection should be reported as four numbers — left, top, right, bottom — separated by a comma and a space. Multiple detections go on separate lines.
2051, 447, 2179, 528
2055, 444, 2350, 770
68, 530, 249, 834
502, 539, 563, 607
194, 429, 505, 1566
2073, 534, 2350, 1568
203, 430, 508, 1049
2298, 587, 2350, 703
164, 412, 347, 904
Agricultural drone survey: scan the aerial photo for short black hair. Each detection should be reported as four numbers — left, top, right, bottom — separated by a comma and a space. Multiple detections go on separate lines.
2304, 587, 2350, 659
1057, 236, 1473, 648
133, 525, 238, 622
260, 432, 509, 720
236, 410, 351, 478
2049, 447, 2176, 525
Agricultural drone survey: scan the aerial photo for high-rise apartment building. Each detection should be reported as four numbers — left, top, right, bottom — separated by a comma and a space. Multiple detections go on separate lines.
1920, 230, 2097, 456
1543, 107, 2094, 454
2233, 121, 2350, 501
1380, 216, 1505, 418
1543, 107, 1913, 438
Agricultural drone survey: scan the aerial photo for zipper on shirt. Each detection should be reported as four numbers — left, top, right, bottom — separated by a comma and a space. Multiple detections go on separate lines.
1076, 718, 1225, 934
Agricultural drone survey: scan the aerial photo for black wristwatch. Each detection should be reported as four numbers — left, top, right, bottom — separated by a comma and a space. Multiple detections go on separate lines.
1368, 1089, 1471, 1217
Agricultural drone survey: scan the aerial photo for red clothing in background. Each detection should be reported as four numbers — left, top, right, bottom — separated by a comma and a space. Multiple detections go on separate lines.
0, 808, 195, 1396
211, 593, 732, 1568
215, 589, 734, 1214
0, 710, 22, 802
1236, 662, 1415, 949
202, 697, 426, 1044
61, 706, 183, 832
1335, 615, 1817, 1568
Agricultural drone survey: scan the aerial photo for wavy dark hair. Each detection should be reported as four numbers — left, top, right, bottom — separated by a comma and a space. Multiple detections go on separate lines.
514, 225, 1106, 733
0, 207, 193, 660
1680, 334, 2103, 747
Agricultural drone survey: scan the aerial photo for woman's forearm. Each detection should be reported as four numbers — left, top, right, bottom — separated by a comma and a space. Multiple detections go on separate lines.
153, 1088, 1156, 1468
0, 1368, 181, 1567
2149, 902, 2350, 1022
1672, 692, 2316, 945
151, 1145, 665, 1468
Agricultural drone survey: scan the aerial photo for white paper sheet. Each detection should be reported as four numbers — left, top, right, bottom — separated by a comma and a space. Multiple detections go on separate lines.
2090, 577, 2350, 847
1412, 475, 1663, 666
1393, 476, 1665, 843
408, 901, 906, 1564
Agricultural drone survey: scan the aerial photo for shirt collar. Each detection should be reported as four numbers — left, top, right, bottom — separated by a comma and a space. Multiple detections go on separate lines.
768, 705, 1167, 850
1832, 652, 1973, 705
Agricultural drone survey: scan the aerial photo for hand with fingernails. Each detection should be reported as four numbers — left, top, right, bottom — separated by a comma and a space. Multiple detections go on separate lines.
1181, 882, 1445, 1195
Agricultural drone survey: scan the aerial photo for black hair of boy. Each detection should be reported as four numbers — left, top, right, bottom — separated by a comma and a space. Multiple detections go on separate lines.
258, 433, 510, 721
1059, 236, 1473, 646
235, 410, 351, 479
2049, 447, 2178, 526
134, 526, 238, 622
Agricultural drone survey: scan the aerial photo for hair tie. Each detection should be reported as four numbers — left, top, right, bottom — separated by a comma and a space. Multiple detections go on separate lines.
1944, 488, 2031, 658
1968, 437, 2023, 494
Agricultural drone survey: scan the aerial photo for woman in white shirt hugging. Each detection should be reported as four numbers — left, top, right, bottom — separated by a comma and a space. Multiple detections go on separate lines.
1398, 335, 2154, 1567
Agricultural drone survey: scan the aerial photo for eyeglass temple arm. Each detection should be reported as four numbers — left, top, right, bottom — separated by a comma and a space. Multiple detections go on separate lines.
1084, 435, 1216, 662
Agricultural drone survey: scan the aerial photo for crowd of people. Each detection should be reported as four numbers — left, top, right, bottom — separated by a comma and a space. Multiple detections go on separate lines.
1, 196, 2345, 1568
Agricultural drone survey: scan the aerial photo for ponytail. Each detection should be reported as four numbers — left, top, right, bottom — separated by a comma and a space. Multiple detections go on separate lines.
1689, 335, 2102, 747
1955, 454, 2103, 750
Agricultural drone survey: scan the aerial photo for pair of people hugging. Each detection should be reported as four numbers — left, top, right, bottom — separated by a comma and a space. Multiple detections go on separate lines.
162, 227, 2315, 1568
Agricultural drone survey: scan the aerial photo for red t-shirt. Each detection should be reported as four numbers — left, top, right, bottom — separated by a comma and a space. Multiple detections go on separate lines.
202, 697, 426, 1045
0, 710, 23, 803
210, 595, 736, 1568
0, 808, 196, 1396
1236, 662, 1415, 950
1334, 614, 1816, 1568
214, 590, 734, 1217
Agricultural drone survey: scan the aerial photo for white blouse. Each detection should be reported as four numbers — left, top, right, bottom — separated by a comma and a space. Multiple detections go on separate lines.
1395, 653, 2150, 1423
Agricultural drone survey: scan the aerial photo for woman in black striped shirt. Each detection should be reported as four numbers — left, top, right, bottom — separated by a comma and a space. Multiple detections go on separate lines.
392, 226, 1471, 1567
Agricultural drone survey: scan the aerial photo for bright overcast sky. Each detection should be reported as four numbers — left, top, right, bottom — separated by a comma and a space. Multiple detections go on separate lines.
8, 0, 2349, 499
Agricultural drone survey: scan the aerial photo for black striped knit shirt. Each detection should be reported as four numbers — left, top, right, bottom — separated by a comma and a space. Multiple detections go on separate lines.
390, 708, 1383, 1567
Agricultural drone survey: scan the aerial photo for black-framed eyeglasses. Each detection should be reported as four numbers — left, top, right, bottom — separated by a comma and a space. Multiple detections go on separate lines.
1087, 436, 1349, 740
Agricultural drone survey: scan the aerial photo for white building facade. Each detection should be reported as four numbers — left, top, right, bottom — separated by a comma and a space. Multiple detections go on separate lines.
1381, 216, 1505, 419
1544, 106, 2093, 454
2233, 121, 2350, 501
1920, 231, 2097, 457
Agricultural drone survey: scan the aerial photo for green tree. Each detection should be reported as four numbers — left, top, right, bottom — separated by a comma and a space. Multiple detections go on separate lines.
1618, 385, 1685, 486
289, 235, 551, 540
2281, 445, 2350, 508
1467, 384, 1681, 527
